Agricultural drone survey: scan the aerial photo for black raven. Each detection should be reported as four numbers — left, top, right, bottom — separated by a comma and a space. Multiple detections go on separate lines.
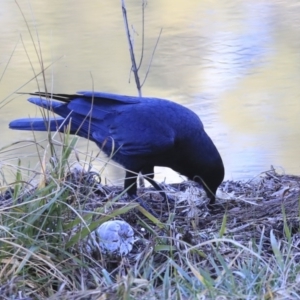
9, 91, 224, 208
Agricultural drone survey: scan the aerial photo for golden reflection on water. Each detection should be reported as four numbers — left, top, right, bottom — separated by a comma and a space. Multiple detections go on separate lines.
0, 0, 299, 185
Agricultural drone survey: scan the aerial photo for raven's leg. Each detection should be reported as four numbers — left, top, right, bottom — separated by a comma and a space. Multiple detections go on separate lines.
124, 170, 138, 196
124, 170, 158, 216
124, 169, 162, 196
141, 167, 174, 203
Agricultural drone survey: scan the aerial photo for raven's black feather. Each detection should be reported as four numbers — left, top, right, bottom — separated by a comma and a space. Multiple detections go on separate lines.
9, 91, 224, 206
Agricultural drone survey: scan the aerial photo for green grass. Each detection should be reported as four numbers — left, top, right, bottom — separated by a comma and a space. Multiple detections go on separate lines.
0, 134, 300, 299
1, 3, 300, 298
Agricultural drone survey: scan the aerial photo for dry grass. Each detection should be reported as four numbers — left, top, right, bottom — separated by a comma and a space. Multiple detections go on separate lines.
0, 155, 300, 299
3, 3, 299, 298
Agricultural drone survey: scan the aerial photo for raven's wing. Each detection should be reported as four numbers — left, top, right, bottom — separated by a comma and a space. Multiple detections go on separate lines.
67, 96, 176, 156
15, 92, 176, 156
92, 124, 175, 156
76, 91, 141, 104
23, 91, 141, 104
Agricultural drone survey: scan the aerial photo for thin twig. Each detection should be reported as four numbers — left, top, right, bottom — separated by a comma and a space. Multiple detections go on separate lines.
19, 34, 40, 92
21, 0, 48, 94
121, 0, 142, 96
0, 55, 64, 110
0, 38, 20, 84
137, 0, 147, 71
141, 28, 163, 88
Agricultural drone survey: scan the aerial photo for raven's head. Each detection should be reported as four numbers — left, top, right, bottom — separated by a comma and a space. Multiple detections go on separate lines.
191, 158, 225, 206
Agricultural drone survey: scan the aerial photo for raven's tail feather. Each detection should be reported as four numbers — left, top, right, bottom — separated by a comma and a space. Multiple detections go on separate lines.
18, 92, 78, 102
28, 97, 64, 111
9, 117, 67, 131
9, 95, 75, 132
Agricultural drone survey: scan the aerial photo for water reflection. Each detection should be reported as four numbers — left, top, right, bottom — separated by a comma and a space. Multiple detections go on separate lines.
0, 0, 300, 186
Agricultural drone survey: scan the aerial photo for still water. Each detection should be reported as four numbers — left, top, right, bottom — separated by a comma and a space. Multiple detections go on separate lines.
0, 0, 300, 186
